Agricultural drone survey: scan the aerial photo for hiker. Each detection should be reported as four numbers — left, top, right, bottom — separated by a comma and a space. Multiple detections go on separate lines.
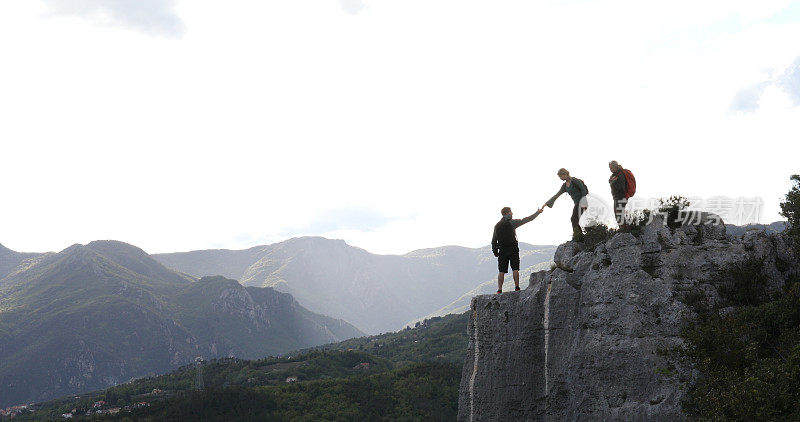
544, 168, 589, 241
492, 206, 543, 293
608, 160, 632, 225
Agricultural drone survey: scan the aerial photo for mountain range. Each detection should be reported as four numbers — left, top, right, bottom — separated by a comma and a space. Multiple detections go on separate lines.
0, 241, 361, 408
154, 237, 557, 334
725, 221, 787, 236
406, 260, 555, 327
0, 236, 556, 408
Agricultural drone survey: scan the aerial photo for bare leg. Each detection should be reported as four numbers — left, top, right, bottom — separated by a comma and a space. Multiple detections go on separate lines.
513, 270, 520, 289
497, 272, 505, 292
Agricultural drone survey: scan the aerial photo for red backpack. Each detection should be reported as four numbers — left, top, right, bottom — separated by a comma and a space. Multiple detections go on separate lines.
622, 169, 636, 198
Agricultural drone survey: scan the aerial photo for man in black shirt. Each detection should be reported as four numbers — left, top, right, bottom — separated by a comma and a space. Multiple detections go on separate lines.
492, 206, 543, 294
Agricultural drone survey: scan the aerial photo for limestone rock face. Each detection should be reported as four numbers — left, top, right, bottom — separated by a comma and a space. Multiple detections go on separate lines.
458, 216, 796, 421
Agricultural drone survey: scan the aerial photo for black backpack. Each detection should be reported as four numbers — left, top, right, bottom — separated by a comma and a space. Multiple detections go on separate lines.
495, 219, 517, 248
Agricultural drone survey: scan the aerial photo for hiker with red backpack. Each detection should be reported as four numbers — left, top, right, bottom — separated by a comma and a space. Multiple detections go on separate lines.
544, 168, 589, 241
608, 160, 636, 225
492, 206, 544, 293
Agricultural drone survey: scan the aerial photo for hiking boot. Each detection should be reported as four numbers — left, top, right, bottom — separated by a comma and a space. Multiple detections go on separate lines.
572, 227, 585, 242
514, 286, 520, 291
496, 289, 502, 294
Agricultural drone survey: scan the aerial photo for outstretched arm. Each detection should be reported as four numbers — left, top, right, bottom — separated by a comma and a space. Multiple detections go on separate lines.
511, 209, 543, 228
544, 184, 566, 208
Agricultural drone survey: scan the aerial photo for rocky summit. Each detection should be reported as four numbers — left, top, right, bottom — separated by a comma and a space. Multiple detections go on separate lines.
458, 214, 797, 421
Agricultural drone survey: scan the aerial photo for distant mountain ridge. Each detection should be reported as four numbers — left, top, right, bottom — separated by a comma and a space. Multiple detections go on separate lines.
725, 221, 787, 236
406, 260, 555, 327
0, 243, 43, 281
0, 240, 362, 408
154, 245, 269, 281
154, 237, 558, 334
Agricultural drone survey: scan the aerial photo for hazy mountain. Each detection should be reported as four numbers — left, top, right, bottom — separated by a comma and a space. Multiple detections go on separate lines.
0, 243, 43, 281
405, 260, 555, 327
726, 221, 787, 236
0, 241, 362, 408
154, 237, 557, 334
154, 245, 269, 281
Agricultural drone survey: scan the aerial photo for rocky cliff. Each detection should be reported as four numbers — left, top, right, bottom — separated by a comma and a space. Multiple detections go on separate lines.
458, 215, 796, 421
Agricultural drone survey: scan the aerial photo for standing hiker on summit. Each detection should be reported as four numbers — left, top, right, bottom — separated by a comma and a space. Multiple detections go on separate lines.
608, 160, 628, 225
492, 206, 543, 294
544, 168, 589, 241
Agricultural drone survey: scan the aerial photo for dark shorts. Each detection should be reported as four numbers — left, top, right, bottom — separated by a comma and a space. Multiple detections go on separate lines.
498, 251, 520, 273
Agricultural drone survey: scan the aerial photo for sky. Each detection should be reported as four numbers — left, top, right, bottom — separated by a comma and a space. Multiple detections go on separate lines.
0, 0, 799, 255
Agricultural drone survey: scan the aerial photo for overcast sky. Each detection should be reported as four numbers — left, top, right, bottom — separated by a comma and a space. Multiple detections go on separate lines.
1, 0, 799, 255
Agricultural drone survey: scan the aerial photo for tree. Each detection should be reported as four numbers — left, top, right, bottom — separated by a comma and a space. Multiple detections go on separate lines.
780, 174, 800, 244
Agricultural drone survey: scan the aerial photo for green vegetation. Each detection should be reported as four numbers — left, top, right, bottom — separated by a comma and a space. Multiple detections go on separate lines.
17, 312, 469, 421
577, 196, 690, 249
716, 258, 771, 307
582, 223, 616, 250
780, 174, 800, 244
308, 312, 470, 365
578, 196, 676, 249
680, 174, 800, 421
619, 208, 652, 237
122, 362, 459, 422
658, 196, 691, 229
680, 279, 800, 420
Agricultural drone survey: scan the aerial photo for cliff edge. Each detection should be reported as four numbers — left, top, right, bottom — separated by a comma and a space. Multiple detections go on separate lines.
458, 215, 796, 421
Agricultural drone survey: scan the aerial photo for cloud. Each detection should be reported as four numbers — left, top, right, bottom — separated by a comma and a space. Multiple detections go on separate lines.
779, 56, 800, 105
339, 0, 366, 15
42, 0, 185, 38
730, 82, 770, 112
730, 56, 800, 112
293, 207, 401, 234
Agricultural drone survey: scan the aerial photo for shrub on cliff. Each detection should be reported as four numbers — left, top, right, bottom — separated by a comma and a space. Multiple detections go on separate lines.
658, 196, 691, 229
680, 278, 800, 420
619, 209, 651, 237
680, 176, 800, 419
582, 222, 616, 250
715, 258, 771, 307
